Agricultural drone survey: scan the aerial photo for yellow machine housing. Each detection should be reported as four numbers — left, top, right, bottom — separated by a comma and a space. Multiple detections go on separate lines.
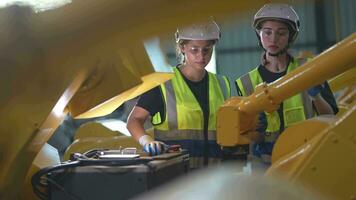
217, 33, 356, 199
0, 1, 270, 199
0, 0, 355, 199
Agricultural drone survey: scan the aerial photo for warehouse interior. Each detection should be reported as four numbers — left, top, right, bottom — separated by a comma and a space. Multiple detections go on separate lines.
0, 0, 355, 199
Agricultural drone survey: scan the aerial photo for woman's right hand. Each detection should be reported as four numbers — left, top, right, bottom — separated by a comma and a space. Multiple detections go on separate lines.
139, 135, 167, 155
143, 141, 168, 155
250, 112, 267, 142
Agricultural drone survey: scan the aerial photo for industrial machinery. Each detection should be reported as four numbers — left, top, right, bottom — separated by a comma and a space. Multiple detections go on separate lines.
32, 148, 189, 200
329, 67, 356, 115
0, 1, 269, 199
217, 33, 356, 199
0, 0, 355, 200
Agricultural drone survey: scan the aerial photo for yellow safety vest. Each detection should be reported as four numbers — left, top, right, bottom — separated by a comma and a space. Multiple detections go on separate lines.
152, 67, 230, 168
235, 58, 314, 137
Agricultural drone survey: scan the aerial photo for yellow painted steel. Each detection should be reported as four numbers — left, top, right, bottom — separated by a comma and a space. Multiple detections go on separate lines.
216, 33, 356, 199
6, 0, 356, 199
328, 66, 356, 115
329, 67, 356, 93
335, 86, 356, 115
1, 1, 271, 198
216, 96, 256, 146
217, 33, 356, 146
72, 72, 174, 119
266, 105, 356, 200
270, 116, 333, 164
73, 121, 125, 140
65, 41, 158, 118
20, 144, 61, 200
338, 87, 356, 107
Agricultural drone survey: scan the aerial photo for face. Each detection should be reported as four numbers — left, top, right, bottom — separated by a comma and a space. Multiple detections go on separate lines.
181, 40, 214, 70
259, 20, 290, 54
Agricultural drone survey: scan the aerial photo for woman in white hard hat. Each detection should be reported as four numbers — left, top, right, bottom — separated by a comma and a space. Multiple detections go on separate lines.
127, 21, 231, 168
235, 4, 338, 163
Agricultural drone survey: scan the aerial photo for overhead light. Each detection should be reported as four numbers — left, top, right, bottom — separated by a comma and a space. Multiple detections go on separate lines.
100, 119, 131, 136
0, 0, 72, 13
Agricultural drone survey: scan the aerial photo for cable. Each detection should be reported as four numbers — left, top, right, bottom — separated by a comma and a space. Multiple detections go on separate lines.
32, 161, 81, 200
32, 150, 152, 200
44, 177, 81, 200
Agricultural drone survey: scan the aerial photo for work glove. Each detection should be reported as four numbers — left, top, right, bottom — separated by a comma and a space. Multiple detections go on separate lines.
250, 112, 267, 143
139, 135, 167, 156
307, 85, 323, 97
256, 112, 267, 133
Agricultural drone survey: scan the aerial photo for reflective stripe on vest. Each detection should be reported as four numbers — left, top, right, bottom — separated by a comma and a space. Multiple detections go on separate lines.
216, 75, 231, 99
235, 58, 314, 132
154, 129, 217, 141
151, 67, 229, 167
153, 67, 229, 130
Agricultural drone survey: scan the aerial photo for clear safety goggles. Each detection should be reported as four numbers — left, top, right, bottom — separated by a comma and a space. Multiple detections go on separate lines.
184, 45, 214, 55
259, 28, 289, 39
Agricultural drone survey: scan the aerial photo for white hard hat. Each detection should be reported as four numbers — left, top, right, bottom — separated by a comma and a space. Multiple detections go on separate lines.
175, 21, 221, 43
253, 4, 300, 43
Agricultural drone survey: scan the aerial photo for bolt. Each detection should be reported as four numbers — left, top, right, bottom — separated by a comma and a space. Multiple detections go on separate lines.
311, 166, 317, 171
332, 138, 338, 144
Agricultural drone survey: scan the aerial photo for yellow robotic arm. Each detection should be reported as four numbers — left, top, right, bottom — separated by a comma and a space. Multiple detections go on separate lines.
217, 33, 356, 199
0, 1, 270, 199
217, 33, 356, 146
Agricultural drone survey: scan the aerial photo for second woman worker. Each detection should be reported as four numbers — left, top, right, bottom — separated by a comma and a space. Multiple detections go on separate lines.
127, 21, 231, 168
235, 4, 338, 163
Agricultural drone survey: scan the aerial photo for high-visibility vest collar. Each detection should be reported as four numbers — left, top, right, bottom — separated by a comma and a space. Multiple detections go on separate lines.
153, 67, 229, 131
235, 58, 314, 132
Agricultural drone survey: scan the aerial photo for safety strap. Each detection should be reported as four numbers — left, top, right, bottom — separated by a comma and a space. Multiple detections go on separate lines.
239, 73, 255, 156
216, 75, 229, 99
301, 91, 314, 119
154, 129, 217, 140
165, 80, 178, 130
240, 73, 254, 96
297, 58, 314, 119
